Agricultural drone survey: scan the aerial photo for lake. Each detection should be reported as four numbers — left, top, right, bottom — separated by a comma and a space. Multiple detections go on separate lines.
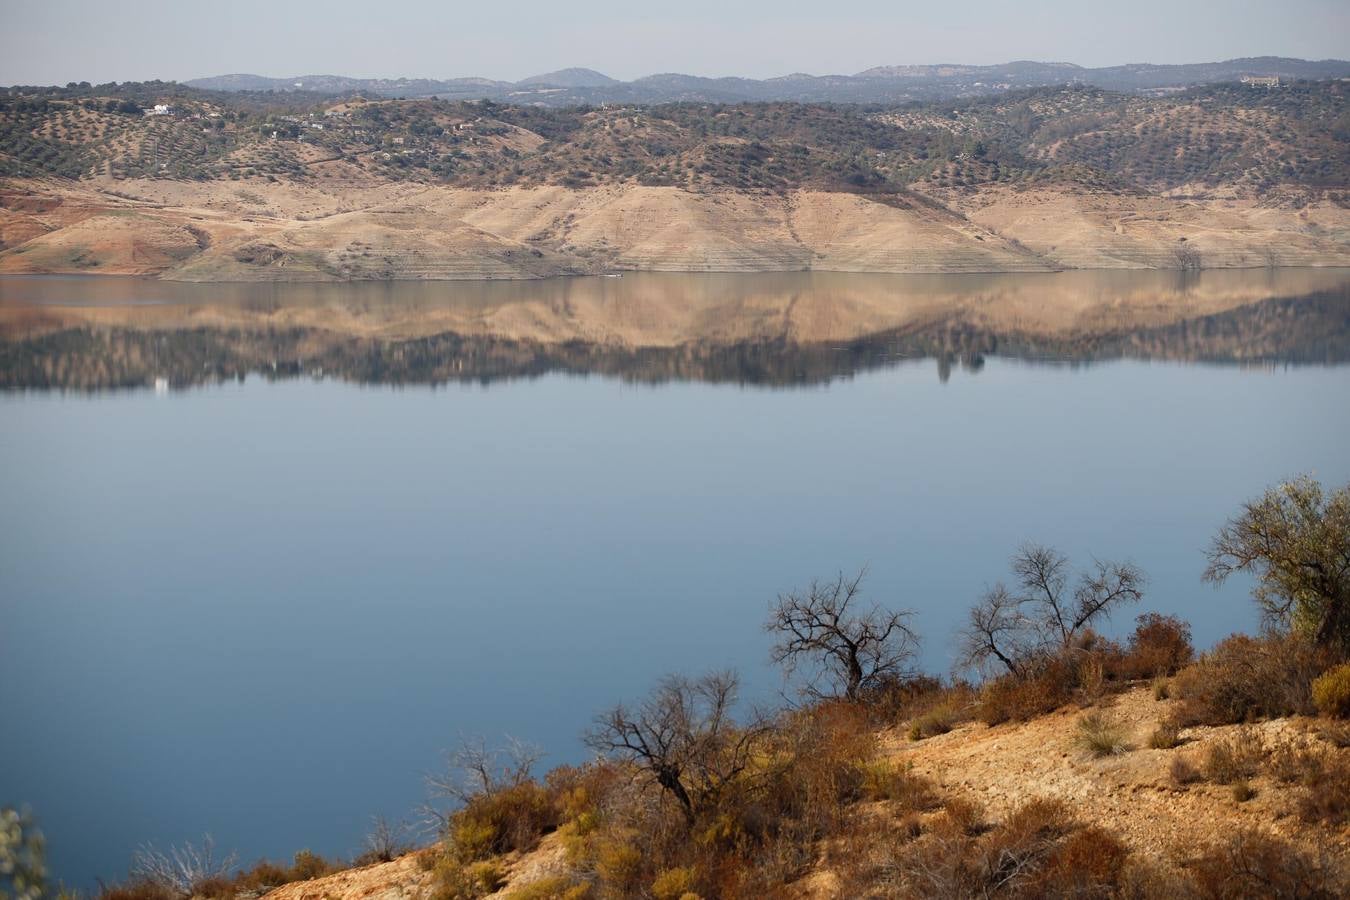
2, 268, 1349, 887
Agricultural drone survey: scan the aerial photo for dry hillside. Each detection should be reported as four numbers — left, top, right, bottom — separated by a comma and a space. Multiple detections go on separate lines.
1, 81, 1346, 279
254, 685, 1350, 899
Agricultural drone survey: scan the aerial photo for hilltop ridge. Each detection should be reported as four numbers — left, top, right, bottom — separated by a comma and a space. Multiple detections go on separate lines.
176, 57, 1350, 105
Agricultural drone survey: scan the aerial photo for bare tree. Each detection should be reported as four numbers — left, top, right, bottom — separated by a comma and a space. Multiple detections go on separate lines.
958, 583, 1032, 678
766, 569, 919, 700
585, 670, 765, 825
1205, 475, 1350, 651
361, 815, 411, 863
960, 544, 1145, 677
130, 835, 237, 897
419, 735, 543, 835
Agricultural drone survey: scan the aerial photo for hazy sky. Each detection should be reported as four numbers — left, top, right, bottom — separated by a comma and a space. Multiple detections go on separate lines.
2, 0, 1347, 85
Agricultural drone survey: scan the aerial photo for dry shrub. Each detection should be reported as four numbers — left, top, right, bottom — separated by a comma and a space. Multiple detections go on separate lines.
1148, 718, 1183, 750
430, 855, 507, 900
1034, 826, 1130, 897
1265, 738, 1327, 784
1118, 860, 1201, 900
977, 657, 1077, 725
232, 860, 292, 893
650, 866, 697, 900
545, 761, 623, 825
1296, 755, 1350, 826
450, 781, 560, 861
1188, 829, 1342, 899
104, 847, 343, 899
1201, 730, 1264, 784
1172, 634, 1319, 726
941, 796, 987, 836
878, 798, 1135, 898
1152, 677, 1170, 701
1076, 712, 1130, 758
972, 800, 1076, 895
1124, 613, 1194, 679
907, 701, 963, 741
861, 673, 945, 722
1169, 756, 1202, 788
756, 701, 877, 834
97, 882, 177, 900
1077, 655, 1109, 705
1316, 720, 1350, 748
1311, 663, 1350, 718
592, 835, 644, 892
288, 848, 337, 881
501, 876, 590, 900
860, 761, 941, 811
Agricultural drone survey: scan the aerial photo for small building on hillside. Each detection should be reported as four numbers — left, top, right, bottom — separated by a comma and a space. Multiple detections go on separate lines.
1240, 75, 1281, 87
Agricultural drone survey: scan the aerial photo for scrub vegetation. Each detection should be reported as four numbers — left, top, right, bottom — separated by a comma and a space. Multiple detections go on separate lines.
1, 79, 1346, 197
9, 476, 1349, 899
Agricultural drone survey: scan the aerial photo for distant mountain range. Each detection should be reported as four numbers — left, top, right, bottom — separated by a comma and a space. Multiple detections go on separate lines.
185, 58, 1350, 105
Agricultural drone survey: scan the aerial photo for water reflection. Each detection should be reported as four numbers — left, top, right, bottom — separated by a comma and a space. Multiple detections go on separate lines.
2, 268, 1348, 390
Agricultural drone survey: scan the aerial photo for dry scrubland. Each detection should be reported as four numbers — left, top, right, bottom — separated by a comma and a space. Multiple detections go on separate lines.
1, 81, 1347, 279
51, 478, 1346, 900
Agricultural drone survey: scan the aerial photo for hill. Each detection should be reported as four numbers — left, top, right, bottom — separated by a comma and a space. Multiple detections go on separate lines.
175, 58, 1350, 105
518, 69, 619, 88
1, 80, 1346, 280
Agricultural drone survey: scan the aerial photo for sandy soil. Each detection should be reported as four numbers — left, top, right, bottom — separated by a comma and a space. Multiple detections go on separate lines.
882, 687, 1349, 864
3, 177, 1346, 281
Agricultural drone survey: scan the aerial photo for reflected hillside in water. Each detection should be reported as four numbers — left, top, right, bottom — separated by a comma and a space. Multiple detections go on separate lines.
2, 268, 1348, 390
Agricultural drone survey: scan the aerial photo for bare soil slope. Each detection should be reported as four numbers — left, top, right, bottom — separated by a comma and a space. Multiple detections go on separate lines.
3, 178, 1346, 281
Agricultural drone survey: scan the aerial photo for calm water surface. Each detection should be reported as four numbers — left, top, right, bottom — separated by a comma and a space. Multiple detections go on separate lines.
2, 269, 1349, 885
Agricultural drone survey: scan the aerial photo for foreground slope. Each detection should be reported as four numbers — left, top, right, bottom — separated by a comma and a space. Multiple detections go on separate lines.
255, 686, 1348, 899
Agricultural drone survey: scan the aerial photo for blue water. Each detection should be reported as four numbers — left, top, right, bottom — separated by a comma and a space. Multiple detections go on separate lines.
2, 278, 1349, 887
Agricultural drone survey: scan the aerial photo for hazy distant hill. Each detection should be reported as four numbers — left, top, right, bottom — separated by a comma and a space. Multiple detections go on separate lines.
184, 57, 1350, 105
518, 68, 620, 88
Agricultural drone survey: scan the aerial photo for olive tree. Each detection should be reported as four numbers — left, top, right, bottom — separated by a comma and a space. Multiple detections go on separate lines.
959, 543, 1145, 676
584, 670, 764, 825
766, 569, 919, 700
1204, 475, 1350, 652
